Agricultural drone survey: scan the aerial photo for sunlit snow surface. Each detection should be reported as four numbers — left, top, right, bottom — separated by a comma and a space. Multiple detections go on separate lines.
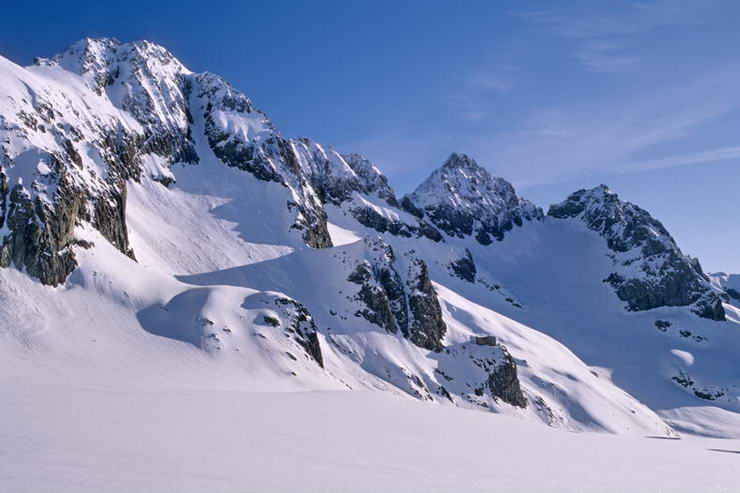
2, 379, 739, 492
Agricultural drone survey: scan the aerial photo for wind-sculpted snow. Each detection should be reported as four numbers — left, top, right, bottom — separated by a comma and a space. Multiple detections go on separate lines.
549, 185, 725, 320
1, 39, 739, 441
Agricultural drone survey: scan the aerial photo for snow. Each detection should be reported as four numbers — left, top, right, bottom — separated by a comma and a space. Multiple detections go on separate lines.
326, 220, 362, 246
2, 378, 739, 493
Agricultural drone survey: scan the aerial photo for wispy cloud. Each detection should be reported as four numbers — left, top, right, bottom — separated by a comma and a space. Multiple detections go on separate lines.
518, 1, 710, 73
442, 66, 517, 121
619, 146, 740, 173
573, 40, 640, 73
338, 2, 739, 194
461, 62, 740, 186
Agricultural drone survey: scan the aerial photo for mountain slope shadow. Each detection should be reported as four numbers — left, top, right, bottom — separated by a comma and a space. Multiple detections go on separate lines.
136, 288, 211, 348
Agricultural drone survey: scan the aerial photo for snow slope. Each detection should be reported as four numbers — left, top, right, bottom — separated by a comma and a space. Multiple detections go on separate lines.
2, 378, 739, 493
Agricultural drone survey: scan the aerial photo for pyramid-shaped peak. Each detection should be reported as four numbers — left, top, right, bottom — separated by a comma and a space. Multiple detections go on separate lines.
402, 153, 543, 244
441, 152, 486, 173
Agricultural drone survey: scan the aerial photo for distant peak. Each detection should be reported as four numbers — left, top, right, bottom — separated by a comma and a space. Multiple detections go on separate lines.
403, 153, 543, 243
441, 152, 484, 173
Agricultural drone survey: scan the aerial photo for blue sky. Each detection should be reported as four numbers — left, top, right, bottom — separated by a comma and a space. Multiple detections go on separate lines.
2, 0, 738, 271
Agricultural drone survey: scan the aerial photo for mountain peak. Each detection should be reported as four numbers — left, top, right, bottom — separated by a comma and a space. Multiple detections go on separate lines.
403, 154, 543, 244
37, 38, 189, 94
441, 152, 484, 172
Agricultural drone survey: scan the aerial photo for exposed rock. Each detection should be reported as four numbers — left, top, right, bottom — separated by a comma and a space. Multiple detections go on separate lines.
196, 74, 333, 249
273, 297, 324, 368
549, 185, 725, 321
449, 248, 476, 283
0, 145, 135, 286
654, 320, 671, 331
728, 288, 740, 301
0, 37, 335, 288
407, 259, 446, 352
486, 347, 527, 408
403, 153, 543, 244
435, 340, 527, 408
348, 238, 447, 351
350, 205, 442, 242
292, 139, 398, 207
347, 261, 406, 334
671, 370, 726, 401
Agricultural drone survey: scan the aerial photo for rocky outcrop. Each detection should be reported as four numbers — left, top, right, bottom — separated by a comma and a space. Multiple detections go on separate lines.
291, 139, 444, 243
0, 136, 135, 286
406, 259, 446, 351
348, 238, 447, 351
347, 260, 408, 335
485, 347, 527, 408
44, 38, 199, 166
436, 339, 527, 408
272, 297, 324, 368
349, 205, 443, 242
403, 153, 543, 244
449, 248, 476, 282
292, 139, 398, 207
549, 185, 725, 321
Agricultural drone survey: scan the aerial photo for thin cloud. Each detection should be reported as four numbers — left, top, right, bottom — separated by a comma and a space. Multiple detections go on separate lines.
518, 1, 711, 73
574, 41, 640, 73
442, 67, 517, 121
462, 62, 740, 186
620, 146, 740, 173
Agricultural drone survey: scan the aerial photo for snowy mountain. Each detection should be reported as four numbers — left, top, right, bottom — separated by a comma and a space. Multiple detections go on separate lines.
2, 38, 739, 445
403, 152, 543, 244
549, 185, 725, 320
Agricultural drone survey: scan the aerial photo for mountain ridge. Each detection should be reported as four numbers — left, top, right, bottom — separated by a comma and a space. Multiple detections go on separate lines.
1, 38, 738, 439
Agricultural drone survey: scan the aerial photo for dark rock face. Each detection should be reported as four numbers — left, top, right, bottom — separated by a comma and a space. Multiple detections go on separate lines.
407, 259, 446, 352
449, 249, 476, 283
672, 370, 726, 401
435, 340, 527, 408
486, 347, 527, 408
274, 297, 324, 368
290, 140, 444, 243
0, 146, 135, 286
295, 141, 399, 208
348, 238, 447, 351
48, 38, 199, 167
549, 185, 725, 321
727, 288, 740, 301
350, 206, 443, 242
403, 153, 543, 244
347, 261, 407, 335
